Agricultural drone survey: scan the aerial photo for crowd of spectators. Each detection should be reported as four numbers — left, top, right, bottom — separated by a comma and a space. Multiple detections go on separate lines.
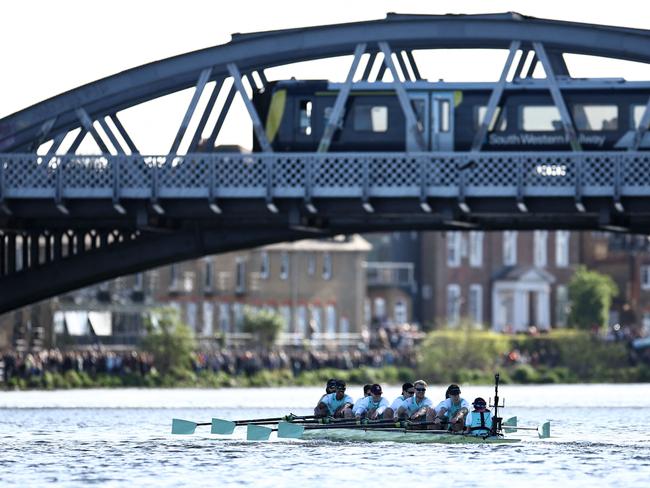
0, 348, 155, 384
1, 346, 416, 386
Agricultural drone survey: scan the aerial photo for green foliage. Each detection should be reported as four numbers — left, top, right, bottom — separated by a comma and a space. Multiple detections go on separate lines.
416, 324, 511, 382
242, 309, 285, 348
141, 308, 196, 377
568, 266, 618, 331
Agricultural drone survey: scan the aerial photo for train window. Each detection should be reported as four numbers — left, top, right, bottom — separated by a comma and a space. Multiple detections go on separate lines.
353, 105, 388, 132
299, 100, 312, 135
633, 105, 650, 129
522, 106, 562, 132
476, 106, 506, 131
439, 100, 450, 133
572, 104, 618, 131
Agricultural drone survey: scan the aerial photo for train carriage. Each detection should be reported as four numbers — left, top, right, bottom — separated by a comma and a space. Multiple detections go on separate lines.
253, 79, 650, 152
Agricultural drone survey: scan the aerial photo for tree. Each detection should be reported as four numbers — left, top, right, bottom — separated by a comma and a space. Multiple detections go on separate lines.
141, 307, 196, 376
243, 309, 285, 348
567, 266, 618, 331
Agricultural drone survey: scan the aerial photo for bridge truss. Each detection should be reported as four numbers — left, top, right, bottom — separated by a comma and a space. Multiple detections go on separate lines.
1, 12, 650, 312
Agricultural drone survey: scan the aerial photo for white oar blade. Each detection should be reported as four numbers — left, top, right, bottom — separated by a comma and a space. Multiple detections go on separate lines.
211, 418, 236, 435
247, 424, 273, 441
503, 416, 517, 434
538, 421, 551, 439
277, 422, 305, 439
172, 419, 197, 435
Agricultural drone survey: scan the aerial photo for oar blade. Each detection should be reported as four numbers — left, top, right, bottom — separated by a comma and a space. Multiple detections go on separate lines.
277, 421, 305, 439
211, 418, 237, 435
538, 421, 551, 439
172, 419, 197, 435
503, 416, 517, 434
247, 424, 273, 441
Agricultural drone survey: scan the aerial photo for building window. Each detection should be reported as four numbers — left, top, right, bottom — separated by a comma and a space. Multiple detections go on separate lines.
447, 284, 461, 326
203, 302, 214, 336
311, 306, 322, 335
280, 251, 289, 280
469, 231, 483, 267
296, 306, 307, 336
556, 285, 569, 327
641, 265, 650, 291
204, 261, 214, 291
260, 252, 269, 279
218, 303, 230, 333
187, 303, 198, 332
394, 300, 408, 324
279, 306, 291, 332
326, 305, 337, 335
232, 303, 244, 332
169, 264, 179, 291
134, 272, 144, 291
235, 258, 246, 293
447, 231, 462, 267
468, 284, 483, 326
339, 316, 350, 334
572, 104, 618, 131
503, 231, 518, 266
373, 297, 386, 319
353, 105, 388, 132
307, 253, 316, 276
322, 252, 332, 280
534, 230, 548, 267
555, 231, 570, 267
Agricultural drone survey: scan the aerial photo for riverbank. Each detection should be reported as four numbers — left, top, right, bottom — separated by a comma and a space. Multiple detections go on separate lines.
4, 362, 650, 390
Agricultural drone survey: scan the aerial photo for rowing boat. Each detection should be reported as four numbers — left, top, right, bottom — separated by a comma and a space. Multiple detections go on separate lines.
298, 427, 520, 444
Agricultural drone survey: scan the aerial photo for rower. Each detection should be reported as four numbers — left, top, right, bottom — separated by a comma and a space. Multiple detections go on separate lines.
352, 384, 372, 412
314, 380, 354, 418
353, 384, 391, 420
390, 382, 414, 418
396, 380, 433, 422
317, 378, 338, 404
432, 384, 470, 432
464, 397, 492, 437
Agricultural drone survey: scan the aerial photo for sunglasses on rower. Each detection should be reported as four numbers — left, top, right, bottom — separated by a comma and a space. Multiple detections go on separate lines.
415, 387, 426, 392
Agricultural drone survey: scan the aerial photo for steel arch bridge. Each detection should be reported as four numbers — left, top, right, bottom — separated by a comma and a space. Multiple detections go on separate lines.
1, 12, 650, 313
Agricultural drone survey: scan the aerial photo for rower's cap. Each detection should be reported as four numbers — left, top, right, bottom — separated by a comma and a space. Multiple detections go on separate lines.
370, 384, 382, 395
335, 380, 347, 390
473, 397, 487, 409
447, 384, 461, 395
326, 378, 337, 389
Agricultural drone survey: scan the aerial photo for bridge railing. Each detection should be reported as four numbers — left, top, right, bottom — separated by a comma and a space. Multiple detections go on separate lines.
1, 152, 650, 201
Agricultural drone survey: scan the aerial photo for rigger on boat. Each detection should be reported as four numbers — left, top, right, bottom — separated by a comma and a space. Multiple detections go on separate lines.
171, 373, 551, 443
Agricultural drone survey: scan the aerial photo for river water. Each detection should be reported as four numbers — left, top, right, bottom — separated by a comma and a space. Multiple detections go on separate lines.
1, 384, 649, 487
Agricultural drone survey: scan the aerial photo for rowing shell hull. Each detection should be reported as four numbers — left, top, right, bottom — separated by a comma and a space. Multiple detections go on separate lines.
299, 428, 520, 444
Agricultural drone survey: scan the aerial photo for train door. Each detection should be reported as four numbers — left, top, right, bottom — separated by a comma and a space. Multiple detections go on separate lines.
431, 92, 455, 151
407, 92, 429, 151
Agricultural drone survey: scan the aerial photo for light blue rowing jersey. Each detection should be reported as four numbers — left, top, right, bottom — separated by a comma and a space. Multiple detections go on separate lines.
400, 396, 433, 415
321, 392, 354, 415
352, 396, 389, 416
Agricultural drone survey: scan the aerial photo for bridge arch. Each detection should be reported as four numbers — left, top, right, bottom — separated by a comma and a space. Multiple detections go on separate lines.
2, 12, 650, 152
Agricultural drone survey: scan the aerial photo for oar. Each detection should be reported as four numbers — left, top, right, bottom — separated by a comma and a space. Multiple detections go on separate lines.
211, 414, 316, 435
503, 416, 551, 439
171, 419, 211, 435
172, 414, 315, 435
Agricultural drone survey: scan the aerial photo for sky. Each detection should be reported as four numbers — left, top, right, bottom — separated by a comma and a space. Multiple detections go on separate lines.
2, 0, 649, 153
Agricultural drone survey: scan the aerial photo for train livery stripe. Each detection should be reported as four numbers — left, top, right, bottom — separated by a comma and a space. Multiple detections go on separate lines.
265, 89, 287, 142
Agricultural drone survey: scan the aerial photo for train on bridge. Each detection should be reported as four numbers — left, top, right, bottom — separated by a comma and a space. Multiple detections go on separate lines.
253, 79, 650, 152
